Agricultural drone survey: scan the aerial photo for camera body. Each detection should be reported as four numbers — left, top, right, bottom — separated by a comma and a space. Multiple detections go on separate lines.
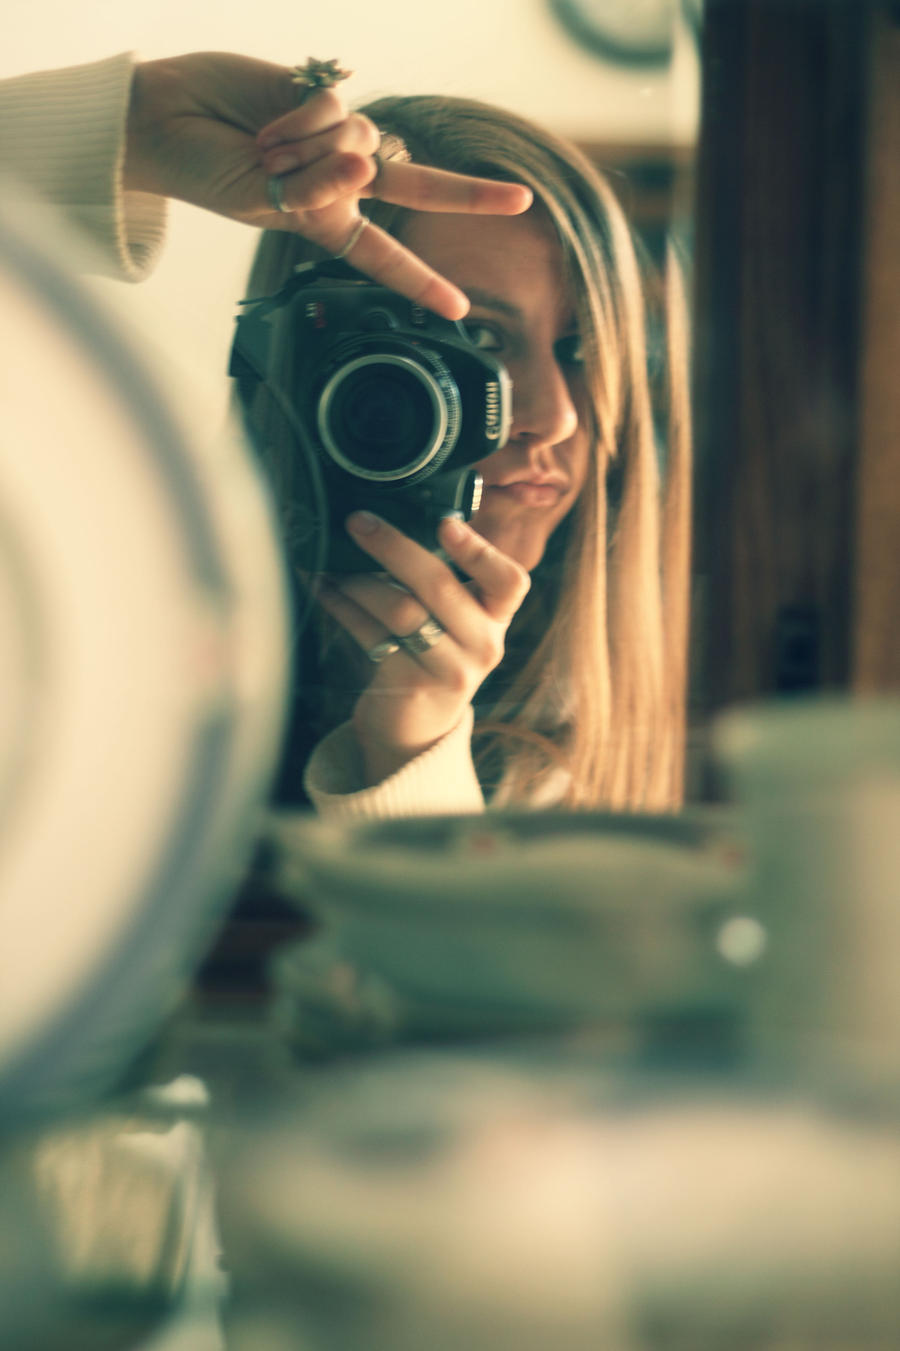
230, 261, 511, 570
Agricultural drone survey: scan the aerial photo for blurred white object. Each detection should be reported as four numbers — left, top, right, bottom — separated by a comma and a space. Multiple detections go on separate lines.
223, 1055, 900, 1351
714, 697, 900, 1094
0, 183, 289, 1117
270, 810, 746, 1040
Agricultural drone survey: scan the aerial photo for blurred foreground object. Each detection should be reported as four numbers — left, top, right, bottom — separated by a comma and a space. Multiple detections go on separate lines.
0, 1076, 225, 1350
715, 697, 900, 1100
222, 1054, 900, 1351
268, 810, 746, 1051
250, 697, 900, 1347
270, 698, 900, 1104
0, 181, 289, 1121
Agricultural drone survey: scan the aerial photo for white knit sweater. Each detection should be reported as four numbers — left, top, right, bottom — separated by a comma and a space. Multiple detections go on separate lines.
0, 52, 166, 281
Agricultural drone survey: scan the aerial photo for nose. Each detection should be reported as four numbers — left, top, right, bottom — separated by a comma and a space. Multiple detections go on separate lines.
508, 352, 579, 451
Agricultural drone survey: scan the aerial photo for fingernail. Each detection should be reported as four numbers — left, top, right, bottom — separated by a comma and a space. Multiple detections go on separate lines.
440, 515, 468, 544
347, 510, 381, 535
267, 152, 300, 174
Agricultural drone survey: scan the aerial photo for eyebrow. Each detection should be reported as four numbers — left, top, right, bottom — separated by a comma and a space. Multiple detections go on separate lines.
463, 287, 524, 320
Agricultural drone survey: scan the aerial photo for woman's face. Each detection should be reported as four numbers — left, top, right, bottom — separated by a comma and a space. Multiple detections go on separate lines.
400, 207, 591, 573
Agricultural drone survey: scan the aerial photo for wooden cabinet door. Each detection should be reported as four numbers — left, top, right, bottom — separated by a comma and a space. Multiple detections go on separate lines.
692, 0, 899, 717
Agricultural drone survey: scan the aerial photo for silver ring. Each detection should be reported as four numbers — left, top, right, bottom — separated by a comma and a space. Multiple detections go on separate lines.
366, 637, 401, 664
333, 216, 368, 259
267, 175, 292, 215
397, 616, 445, 655
370, 136, 412, 195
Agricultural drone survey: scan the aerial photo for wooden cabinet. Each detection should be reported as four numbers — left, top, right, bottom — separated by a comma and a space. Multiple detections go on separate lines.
692, 0, 899, 716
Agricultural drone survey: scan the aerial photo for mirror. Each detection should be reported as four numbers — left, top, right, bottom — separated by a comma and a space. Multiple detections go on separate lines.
0, 0, 703, 987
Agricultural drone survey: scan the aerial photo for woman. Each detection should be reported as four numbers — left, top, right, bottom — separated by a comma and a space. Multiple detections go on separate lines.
1, 51, 689, 816
246, 93, 691, 816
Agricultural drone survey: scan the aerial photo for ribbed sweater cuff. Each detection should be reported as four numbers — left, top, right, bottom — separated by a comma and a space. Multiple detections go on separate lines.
304, 706, 484, 819
0, 52, 166, 280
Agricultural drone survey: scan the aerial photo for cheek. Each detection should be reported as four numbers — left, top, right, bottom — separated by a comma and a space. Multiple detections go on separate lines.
566, 384, 594, 489
471, 445, 510, 482
559, 425, 592, 497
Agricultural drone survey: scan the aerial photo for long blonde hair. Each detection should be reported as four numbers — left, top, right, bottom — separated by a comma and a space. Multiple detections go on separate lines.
241, 96, 691, 811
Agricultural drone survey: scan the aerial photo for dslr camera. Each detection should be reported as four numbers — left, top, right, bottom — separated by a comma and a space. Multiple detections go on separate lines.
230, 260, 511, 571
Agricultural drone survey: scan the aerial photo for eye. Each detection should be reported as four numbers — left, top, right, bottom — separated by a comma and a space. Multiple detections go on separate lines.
461, 321, 504, 353
555, 333, 584, 367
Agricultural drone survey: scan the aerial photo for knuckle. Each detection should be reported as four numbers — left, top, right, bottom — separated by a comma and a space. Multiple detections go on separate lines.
335, 149, 369, 182
375, 239, 411, 282
431, 571, 460, 614
392, 597, 427, 634
464, 531, 493, 565
293, 170, 339, 211
412, 176, 438, 207
352, 113, 381, 153
511, 562, 531, 602
303, 184, 336, 211
444, 662, 471, 697
476, 629, 505, 671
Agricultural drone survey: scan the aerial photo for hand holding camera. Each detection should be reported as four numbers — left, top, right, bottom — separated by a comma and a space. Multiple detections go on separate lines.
323, 510, 530, 787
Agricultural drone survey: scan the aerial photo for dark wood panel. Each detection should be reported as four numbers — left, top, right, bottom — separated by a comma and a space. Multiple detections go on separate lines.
853, 4, 900, 691
692, 0, 872, 711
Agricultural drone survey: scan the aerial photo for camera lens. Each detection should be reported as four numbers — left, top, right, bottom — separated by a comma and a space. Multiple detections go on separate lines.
317, 354, 457, 481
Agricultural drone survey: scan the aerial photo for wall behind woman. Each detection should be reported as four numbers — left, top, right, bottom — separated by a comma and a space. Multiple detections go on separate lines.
2, 0, 699, 417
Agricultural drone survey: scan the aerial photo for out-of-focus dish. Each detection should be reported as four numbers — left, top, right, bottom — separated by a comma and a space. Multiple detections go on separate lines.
269, 809, 750, 1040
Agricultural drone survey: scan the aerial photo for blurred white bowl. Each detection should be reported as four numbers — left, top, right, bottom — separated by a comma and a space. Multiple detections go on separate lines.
270, 810, 750, 1037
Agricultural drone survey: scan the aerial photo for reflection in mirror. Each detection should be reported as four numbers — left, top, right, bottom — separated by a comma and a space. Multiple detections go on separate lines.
4, 5, 900, 1350
209, 4, 704, 1002
0, 0, 703, 995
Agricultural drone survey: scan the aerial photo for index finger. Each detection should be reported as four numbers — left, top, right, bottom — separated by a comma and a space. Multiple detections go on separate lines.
368, 161, 533, 216
342, 218, 473, 319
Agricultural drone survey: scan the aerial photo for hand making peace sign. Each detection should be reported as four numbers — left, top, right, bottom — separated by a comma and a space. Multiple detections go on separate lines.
125, 52, 532, 318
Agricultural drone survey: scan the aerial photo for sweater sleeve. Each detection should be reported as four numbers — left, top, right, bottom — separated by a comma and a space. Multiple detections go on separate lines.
303, 706, 485, 820
0, 52, 166, 281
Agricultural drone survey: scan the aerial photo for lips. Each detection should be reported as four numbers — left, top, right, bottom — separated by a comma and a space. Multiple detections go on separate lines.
483, 478, 567, 507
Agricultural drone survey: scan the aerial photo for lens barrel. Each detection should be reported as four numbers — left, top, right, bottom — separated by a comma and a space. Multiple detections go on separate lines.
316, 352, 461, 482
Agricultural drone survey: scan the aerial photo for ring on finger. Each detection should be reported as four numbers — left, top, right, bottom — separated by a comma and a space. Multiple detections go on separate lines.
290, 57, 353, 104
370, 133, 411, 193
397, 616, 445, 655
333, 216, 368, 259
267, 175, 292, 214
366, 637, 401, 664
